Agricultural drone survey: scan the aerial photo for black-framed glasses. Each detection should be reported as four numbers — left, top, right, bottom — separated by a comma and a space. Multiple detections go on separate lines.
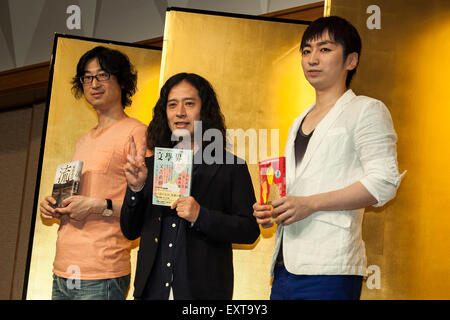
80, 71, 111, 85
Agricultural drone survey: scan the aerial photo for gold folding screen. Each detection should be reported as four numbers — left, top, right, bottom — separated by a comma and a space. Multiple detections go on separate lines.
331, 0, 450, 299
26, 35, 161, 299
161, 9, 314, 299
25, 2, 450, 300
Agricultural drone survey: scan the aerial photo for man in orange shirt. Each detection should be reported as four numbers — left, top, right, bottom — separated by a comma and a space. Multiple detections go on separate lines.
39, 46, 147, 300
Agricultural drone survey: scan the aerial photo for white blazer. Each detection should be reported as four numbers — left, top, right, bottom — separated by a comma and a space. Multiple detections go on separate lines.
272, 89, 404, 276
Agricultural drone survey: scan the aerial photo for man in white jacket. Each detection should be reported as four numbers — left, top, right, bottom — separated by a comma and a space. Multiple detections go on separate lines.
253, 16, 404, 300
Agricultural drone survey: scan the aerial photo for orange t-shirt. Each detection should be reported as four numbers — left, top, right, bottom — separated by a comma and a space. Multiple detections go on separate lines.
53, 117, 147, 279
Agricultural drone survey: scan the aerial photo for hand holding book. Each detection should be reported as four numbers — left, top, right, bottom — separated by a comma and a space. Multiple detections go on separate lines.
253, 157, 286, 228
40, 196, 61, 220
252, 202, 274, 229
40, 160, 83, 219
55, 195, 105, 221
171, 196, 200, 223
259, 157, 286, 220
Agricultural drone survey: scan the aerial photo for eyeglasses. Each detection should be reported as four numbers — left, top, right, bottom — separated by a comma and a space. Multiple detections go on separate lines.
80, 71, 111, 85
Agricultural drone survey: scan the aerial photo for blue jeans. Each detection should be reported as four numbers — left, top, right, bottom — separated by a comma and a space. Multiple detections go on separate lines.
271, 266, 363, 300
52, 274, 130, 300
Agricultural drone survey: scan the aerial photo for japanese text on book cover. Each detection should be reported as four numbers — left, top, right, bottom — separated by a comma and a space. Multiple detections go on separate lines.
51, 160, 83, 208
153, 147, 193, 206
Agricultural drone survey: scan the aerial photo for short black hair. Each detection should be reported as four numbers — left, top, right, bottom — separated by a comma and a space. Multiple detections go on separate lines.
301, 16, 362, 87
147, 73, 226, 151
71, 46, 137, 107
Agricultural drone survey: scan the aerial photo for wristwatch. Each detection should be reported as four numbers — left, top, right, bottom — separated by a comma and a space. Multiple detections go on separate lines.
102, 199, 113, 217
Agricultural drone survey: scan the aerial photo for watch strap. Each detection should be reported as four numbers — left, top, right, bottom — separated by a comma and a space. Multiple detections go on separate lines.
102, 199, 113, 217
106, 198, 113, 210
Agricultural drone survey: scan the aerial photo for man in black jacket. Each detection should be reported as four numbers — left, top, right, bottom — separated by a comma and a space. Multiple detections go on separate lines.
120, 73, 260, 299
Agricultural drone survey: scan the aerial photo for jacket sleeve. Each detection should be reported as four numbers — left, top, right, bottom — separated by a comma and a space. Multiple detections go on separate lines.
355, 100, 405, 207
192, 162, 260, 244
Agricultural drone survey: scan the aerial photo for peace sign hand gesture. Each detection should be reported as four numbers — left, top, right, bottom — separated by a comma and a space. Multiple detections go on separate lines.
124, 135, 148, 192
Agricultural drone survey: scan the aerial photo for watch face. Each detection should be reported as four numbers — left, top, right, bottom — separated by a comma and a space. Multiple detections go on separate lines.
103, 209, 113, 217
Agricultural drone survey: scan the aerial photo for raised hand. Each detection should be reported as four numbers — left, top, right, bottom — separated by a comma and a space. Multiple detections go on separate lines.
124, 135, 148, 192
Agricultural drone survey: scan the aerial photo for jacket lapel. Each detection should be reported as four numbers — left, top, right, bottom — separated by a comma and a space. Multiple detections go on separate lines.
293, 89, 356, 184
191, 162, 222, 203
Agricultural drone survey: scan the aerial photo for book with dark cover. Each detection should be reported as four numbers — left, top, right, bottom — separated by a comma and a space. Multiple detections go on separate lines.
51, 160, 83, 208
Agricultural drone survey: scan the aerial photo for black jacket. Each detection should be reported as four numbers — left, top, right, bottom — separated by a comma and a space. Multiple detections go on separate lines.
120, 153, 260, 299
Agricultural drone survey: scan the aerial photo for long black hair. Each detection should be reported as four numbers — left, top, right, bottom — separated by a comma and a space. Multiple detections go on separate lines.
71, 46, 137, 107
147, 73, 226, 151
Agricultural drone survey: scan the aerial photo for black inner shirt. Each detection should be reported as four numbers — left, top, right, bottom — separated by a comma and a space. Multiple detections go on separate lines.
294, 116, 314, 167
